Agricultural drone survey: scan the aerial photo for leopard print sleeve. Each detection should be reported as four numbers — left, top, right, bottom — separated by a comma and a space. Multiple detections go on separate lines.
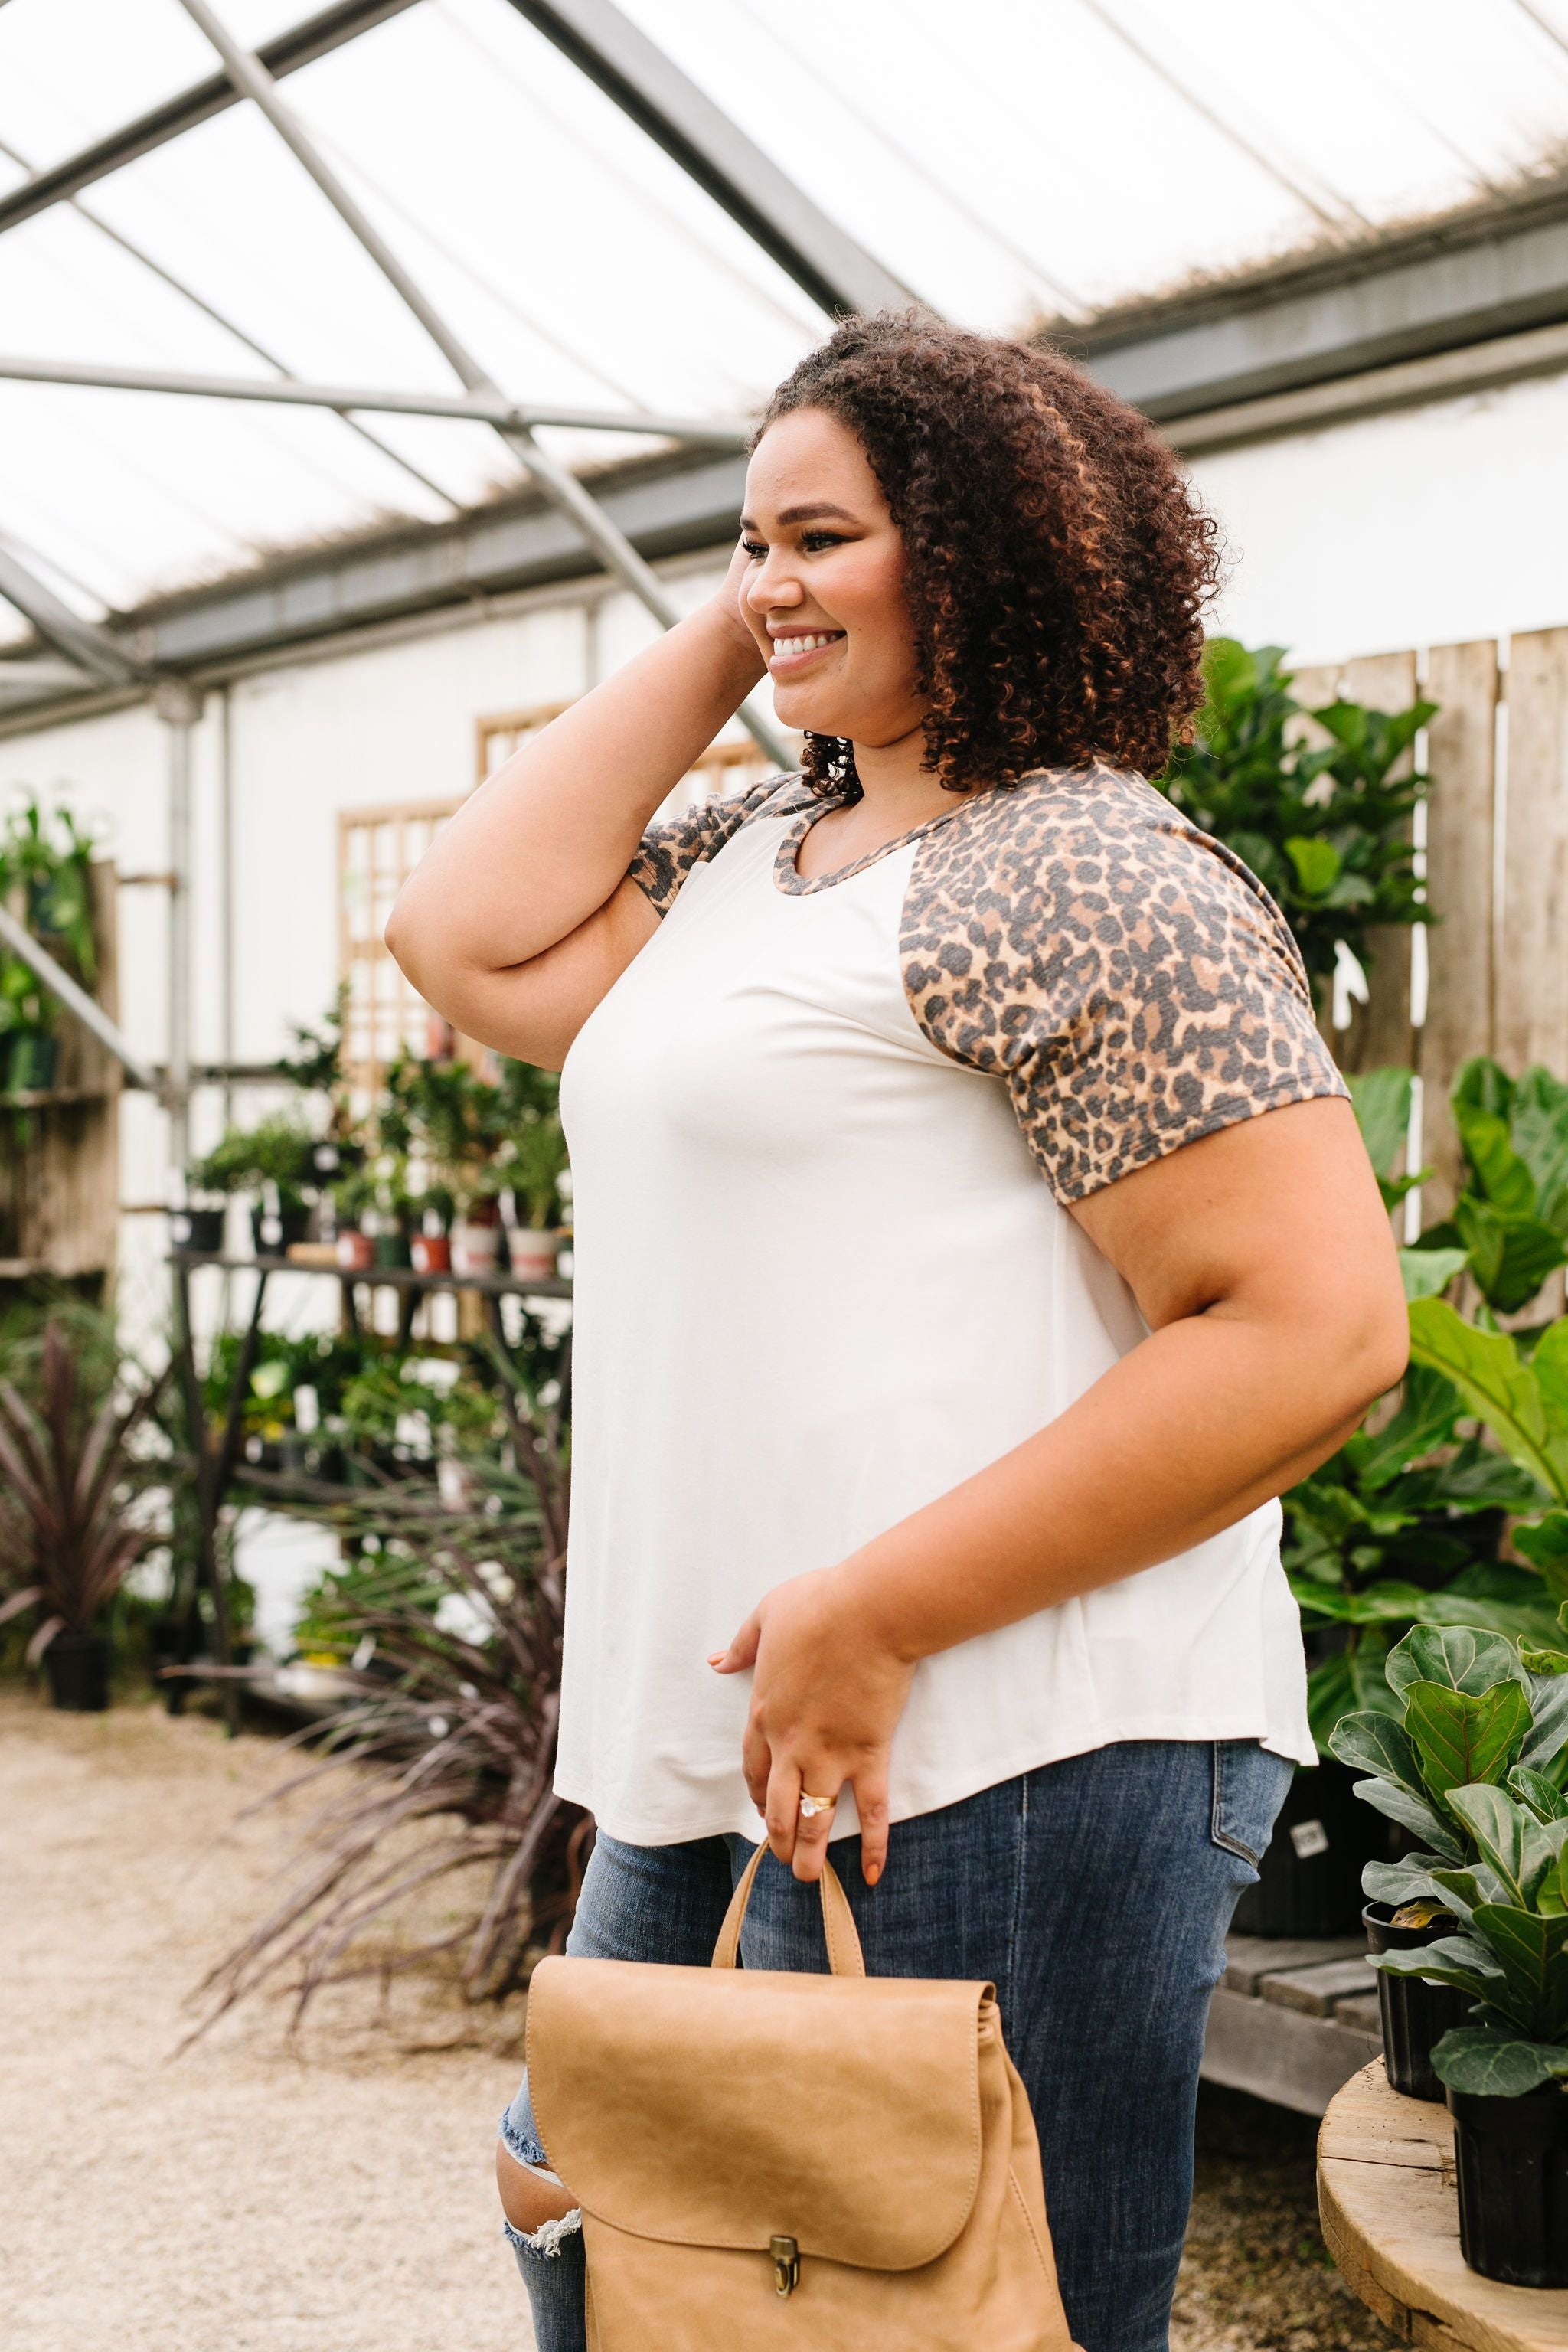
627, 773, 812, 916
900, 766, 1348, 1204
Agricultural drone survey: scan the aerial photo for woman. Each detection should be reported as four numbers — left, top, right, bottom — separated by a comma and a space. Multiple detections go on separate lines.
387, 314, 1407, 2352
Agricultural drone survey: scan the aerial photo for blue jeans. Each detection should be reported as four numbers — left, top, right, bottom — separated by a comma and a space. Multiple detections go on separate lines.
500, 1738, 1291, 2352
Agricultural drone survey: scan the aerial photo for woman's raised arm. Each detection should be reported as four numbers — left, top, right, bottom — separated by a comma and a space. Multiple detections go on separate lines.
384, 547, 764, 1068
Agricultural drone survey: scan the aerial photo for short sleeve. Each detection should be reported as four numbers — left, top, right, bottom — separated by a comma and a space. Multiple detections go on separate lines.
900, 768, 1349, 1204
626, 773, 808, 917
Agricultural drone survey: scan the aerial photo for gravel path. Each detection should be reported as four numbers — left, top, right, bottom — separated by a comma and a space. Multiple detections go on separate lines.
1, 1690, 1395, 2352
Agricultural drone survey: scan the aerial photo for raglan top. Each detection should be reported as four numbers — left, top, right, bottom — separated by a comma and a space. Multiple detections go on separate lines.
553, 766, 1344, 1847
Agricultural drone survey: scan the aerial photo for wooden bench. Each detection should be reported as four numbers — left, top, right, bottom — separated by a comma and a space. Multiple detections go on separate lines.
1203, 1935, 1383, 2116
1318, 2060, 1568, 2350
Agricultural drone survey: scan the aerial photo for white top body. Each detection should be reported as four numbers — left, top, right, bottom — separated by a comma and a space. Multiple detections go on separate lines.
554, 770, 1341, 1844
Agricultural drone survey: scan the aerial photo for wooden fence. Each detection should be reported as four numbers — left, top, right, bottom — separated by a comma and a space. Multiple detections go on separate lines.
1295, 632, 1568, 1226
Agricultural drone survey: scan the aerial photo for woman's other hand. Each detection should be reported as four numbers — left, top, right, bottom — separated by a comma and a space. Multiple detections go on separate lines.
709, 1566, 916, 1887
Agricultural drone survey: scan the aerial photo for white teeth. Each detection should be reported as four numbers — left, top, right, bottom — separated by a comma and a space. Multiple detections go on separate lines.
773, 632, 836, 654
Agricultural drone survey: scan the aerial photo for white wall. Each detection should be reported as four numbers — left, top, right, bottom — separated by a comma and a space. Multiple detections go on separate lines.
1192, 371, 1568, 665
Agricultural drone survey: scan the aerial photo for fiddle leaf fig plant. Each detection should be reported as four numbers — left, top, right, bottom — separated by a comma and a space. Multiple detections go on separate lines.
1330, 1624, 1567, 1929
1373, 1776, 1568, 2096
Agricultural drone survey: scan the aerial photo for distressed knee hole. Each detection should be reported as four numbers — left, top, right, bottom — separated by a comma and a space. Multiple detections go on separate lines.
496, 2135, 580, 2249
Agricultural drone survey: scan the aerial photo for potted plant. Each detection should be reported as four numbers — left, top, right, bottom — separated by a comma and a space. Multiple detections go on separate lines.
410, 1179, 455, 1276
0, 1321, 169, 1710
452, 1168, 505, 1276
243, 1112, 317, 1255
371, 1157, 415, 1271
504, 1112, 568, 1279
1371, 1762, 1568, 2286
325, 1164, 375, 1269
1331, 1623, 1567, 2097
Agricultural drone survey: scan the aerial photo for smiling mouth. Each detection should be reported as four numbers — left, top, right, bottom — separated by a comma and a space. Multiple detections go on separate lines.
768, 629, 845, 674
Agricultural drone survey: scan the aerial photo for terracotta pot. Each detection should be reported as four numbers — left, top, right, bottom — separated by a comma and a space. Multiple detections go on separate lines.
410, 1233, 451, 1276
335, 1230, 375, 1271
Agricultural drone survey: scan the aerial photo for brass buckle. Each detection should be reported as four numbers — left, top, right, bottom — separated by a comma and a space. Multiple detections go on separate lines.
769, 2234, 800, 2298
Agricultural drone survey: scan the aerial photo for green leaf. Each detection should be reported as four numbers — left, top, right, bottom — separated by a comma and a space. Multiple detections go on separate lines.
1328, 1710, 1424, 1793
1354, 1362, 1462, 1490
1455, 1057, 1515, 1124
1449, 1784, 1534, 1903
1285, 835, 1342, 900
1387, 1624, 1528, 1699
1429, 1865, 1505, 1925
1455, 1098, 1537, 1215
1364, 1855, 1449, 1908
1406, 1299, 1568, 1502
1511, 1066, 1568, 1232
1404, 1679, 1533, 1798
1432, 2025, 1566, 2096
1453, 1195, 1567, 1315
1348, 1067, 1413, 1181
1521, 1671, 1568, 1775
1372, 1933, 1501, 2004
1354, 1775, 1465, 1861
1400, 1246, 1468, 1302
1535, 1320, 1568, 1446
1521, 1649, 1568, 1676
1305, 1648, 1356, 1758
1469, 1904, 1568, 2039
1511, 1513, 1568, 1599
1510, 1766, 1568, 1824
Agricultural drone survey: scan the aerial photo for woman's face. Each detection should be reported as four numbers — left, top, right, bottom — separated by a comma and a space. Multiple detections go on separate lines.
739, 407, 925, 748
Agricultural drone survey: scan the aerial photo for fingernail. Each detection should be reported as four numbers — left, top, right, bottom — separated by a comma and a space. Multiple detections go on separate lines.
706, 1653, 724, 1668
865, 1863, 880, 1886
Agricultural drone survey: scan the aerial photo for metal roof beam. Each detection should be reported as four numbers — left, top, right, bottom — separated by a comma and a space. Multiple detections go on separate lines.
0, 540, 146, 685
1080, 192, 1568, 422
503, 0, 916, 320
0, 0, 422, 237
175, 0, 790, 766
0, 353, 750, 444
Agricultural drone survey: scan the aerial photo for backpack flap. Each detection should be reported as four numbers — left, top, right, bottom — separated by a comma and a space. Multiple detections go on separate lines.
527, 1955, 989, 2271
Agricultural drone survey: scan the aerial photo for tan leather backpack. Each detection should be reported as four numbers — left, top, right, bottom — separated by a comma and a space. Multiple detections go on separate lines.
525, 1841, 1078, 2350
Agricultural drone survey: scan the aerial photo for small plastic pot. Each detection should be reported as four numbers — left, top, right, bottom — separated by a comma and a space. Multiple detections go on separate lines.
410, 1232, 451, 1276
171, 1204, 227, 1254
1449, 2081, 1568, 2287
451, 1220, 502, 1276
373, 1228, 413, 1270
1364, 1903, 1472, 2102
507, 1226, 560, 1279
251, 1205, 312, 1257
44, 1632, 113, 1713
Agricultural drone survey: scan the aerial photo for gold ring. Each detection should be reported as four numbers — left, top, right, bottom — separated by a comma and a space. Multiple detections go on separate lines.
798, 1791, 836, 1819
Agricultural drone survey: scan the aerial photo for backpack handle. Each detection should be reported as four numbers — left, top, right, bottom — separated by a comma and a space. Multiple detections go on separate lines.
710, 1841, 867, 1978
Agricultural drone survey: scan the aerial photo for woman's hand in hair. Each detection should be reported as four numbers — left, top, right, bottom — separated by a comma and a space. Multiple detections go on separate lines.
709, 1566, 916, 1888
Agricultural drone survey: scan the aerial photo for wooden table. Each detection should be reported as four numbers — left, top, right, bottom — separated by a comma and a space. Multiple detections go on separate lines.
1318, 2062, 1568, 2351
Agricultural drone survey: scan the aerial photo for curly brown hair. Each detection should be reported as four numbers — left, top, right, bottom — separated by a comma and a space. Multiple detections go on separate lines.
755, 312, 1221, 798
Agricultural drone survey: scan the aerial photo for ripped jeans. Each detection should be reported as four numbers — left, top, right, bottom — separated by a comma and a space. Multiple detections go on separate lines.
498, 1737, 1291, 2352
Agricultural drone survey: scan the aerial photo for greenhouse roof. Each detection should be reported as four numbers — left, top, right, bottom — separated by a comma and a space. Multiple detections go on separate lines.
5, 0, 1568, 697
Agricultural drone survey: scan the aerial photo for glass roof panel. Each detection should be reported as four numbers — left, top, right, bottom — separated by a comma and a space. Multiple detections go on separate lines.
0, 0, 1566, 632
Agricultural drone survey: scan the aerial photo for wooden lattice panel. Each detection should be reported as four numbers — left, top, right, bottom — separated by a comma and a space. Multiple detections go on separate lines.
338, 799, 465, 1106
337, 709, 799, 1099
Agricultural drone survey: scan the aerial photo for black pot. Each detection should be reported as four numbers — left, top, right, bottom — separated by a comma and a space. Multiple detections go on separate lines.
250, 1204, 312, 1258
44, 1632, 113, 1712
1233, 1759, 1382, 1938
1449, 2082, 1568, 2286
1364, 1903, 1472, 2101
171, 1204, 227, 1253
